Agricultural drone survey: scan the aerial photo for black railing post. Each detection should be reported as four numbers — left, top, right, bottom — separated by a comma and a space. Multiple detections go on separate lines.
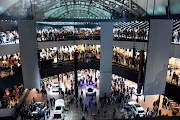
137, 50, 145, 94
74, 51, 78, 98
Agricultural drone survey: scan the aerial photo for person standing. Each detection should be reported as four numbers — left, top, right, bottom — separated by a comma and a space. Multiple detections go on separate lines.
170, 66, 173, 76
84, 104, 88, 114
76, 98, 78, 108
176, 75, 179, 85
53, 97, 55, 106
147, 107, 150, 116
32, 97, 36, 104
164, 98, 167, 108
159, 109, 162, 116
46, 108, 50, 118
81, 90, 83, 96
172, 72, 176, 83
50, 98, 53, 106
47, 99, 49, 107
81, 103, 84, 111
173, 30, 178, 42
13, 33, 17, 44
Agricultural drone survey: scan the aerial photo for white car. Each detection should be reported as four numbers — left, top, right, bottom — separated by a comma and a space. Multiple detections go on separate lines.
52, 82, 60, 92
128, 101, 146, 117
53, 99, 65, 120
86, 86, 96, 96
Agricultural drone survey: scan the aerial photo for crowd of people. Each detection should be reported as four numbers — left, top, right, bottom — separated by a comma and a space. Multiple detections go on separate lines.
113, 27, 149, 40
0, 27, 179, 44
56, 48, 99, 62
171, 72, 179, 85
37, 27, 180, 43
152, 96, 179, 117
20, 97, 50, 119
0, 24, 180, 45
113, 50, 142, 70
19, 69, 177, 120
40, 46, 142, 71
40, 47, 99, 63
0, 31, 19, 44
36, 27, 150, 41
0, 54, 21, 78
0, 84, 24, 108
19, 80, 50, 119
37, 27, 100, 41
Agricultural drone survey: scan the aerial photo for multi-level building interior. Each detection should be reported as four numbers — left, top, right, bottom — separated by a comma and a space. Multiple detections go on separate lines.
0, 0, 180, 120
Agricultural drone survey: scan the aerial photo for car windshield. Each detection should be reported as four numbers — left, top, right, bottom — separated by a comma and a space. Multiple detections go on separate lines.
134, 104, 141, 107
54, 82, 59, 84
53, 86, 58, 88
56, 106, 61, 110
138, 110, 144, 113
88, 88, 93, 92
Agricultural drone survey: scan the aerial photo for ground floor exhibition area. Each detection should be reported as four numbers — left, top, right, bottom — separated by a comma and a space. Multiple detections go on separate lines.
17, 69, 180, 120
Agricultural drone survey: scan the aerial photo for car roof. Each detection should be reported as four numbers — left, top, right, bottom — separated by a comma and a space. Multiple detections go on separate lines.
134, 103, 142, 107
136, 107, 145, 111
55, 99, 65, 107
128, 101, 138, 105
53, 82, 59, 84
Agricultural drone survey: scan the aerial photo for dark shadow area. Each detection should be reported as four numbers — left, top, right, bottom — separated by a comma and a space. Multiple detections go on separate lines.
40, 59, 139, 83
0, 66, 23, 91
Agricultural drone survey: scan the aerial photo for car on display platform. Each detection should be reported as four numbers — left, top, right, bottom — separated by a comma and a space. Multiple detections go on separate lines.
53, 99, 65, 120
31, 102, 47, 118
85, 86, 96, 96
52, 82, 60, 92
128, 101, 146, 117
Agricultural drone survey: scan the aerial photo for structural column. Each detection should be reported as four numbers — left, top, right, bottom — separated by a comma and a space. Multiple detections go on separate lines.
144, 19, 173, 95
137, 50, 144, 94
18, 20, 40, 88
99, 22, 113, 98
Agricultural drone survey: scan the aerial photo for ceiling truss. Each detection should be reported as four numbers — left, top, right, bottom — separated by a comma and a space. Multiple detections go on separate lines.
2, 0, 148, 19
